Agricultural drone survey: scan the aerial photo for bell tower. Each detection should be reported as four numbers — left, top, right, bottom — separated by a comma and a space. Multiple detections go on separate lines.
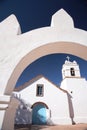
62, 56, 81, 80
60, 56, 83, 92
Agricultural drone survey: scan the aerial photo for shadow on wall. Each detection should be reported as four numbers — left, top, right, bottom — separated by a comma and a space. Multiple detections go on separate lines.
67, 92, 75, 125
14, 97, 32, 129
14, 98, 53, 129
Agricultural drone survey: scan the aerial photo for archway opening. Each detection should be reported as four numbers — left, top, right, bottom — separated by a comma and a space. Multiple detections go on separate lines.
31, 102, 48, 125
13, 53, 87, 127
5, 41, 87, 95
15, 53, 87, 88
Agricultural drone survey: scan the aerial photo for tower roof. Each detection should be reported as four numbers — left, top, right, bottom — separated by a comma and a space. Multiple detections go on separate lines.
63, 56, 77, 66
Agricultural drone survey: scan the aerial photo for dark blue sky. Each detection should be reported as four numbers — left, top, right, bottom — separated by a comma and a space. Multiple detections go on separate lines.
0, 0, 87, 87
0, 0, 87, 32
16, 54, 87, 87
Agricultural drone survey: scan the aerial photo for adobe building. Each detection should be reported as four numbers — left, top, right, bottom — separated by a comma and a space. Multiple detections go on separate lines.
0, 9, 87, 130
13, 75, 71, 125
61, 58, 87, 123
13, 58, 87, 126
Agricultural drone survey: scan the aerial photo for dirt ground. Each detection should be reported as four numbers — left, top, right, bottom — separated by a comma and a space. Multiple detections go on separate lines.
42, 124, 87, 130
15, 124, 87, 130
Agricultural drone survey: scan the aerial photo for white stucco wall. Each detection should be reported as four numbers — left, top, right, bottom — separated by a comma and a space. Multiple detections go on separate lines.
0, 9, 87, 96
14, 77, 71, 125
61, 77, 87, 124
0, 8, 87, 130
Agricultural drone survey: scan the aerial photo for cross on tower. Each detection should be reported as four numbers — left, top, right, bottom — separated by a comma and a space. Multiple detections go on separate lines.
66, 56, 70, 61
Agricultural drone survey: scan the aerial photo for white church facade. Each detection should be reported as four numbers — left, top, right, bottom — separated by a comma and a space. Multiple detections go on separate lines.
13, 75, 70, 125
13, 58, 87, 125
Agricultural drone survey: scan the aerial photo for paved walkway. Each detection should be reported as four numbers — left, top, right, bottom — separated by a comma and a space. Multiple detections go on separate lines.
15, 125, 49, 130
42, 124, 87, 130
15, 124, 87, 130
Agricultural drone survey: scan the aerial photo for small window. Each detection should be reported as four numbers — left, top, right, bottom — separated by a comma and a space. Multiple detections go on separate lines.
36, 84, 44, 97
70, 68, 75, 76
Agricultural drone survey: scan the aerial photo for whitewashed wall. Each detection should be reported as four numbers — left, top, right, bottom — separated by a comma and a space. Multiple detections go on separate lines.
61, 78, 87, 124
14, 77, 72, 125
0, 8, 87, 130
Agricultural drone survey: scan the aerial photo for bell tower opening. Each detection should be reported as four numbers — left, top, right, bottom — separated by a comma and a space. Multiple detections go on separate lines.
70, 68, 75, 76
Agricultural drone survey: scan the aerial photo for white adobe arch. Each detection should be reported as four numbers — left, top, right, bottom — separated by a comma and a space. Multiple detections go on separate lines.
0, 9, 87, 95
5, 41, 87, 95
0, 9, 87, 130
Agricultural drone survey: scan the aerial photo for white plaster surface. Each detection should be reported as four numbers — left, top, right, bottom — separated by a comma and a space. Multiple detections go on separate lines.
61, 77, 87, 123
61, 60, 87, 124
0, 9, 86, 95
14, 76, 71, 125
0, 9, 87, 130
